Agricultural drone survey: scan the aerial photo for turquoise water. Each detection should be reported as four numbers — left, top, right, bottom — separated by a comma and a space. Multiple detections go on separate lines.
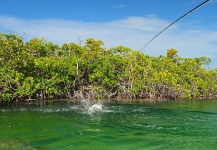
0, 100, 217, 150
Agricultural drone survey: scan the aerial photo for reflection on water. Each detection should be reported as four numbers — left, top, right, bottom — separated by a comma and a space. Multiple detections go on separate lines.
0, 100, 217, 150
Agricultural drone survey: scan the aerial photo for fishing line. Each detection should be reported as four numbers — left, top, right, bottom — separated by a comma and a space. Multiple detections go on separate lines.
140, 0, 211, 51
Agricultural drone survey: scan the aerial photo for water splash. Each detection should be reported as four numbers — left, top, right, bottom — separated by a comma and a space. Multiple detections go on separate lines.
87, 103, 103, 113
80, 99, 104, 114
81, 99, 92, 110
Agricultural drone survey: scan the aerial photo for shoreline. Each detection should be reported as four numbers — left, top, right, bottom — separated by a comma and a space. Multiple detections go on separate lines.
1, 97, 217, 108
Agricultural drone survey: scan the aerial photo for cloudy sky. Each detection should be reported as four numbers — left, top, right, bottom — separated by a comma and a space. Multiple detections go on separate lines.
0, 0, 217, 67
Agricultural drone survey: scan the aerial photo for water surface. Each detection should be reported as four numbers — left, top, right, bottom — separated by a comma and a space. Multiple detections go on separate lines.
0, 100, 217, 150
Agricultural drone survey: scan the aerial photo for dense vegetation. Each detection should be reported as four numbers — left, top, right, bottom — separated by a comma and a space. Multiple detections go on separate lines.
1, 33, 217, 102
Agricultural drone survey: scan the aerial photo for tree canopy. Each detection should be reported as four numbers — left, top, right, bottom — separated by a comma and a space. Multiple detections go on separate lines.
1, 33, 217, 102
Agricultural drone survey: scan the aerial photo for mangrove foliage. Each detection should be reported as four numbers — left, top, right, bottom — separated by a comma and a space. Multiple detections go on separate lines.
0, 33, 217, 102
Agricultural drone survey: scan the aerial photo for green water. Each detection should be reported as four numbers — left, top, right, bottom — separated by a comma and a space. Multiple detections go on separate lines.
0, 100, 217, 150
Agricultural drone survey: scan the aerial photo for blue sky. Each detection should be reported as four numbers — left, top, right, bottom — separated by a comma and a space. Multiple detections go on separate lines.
0, 0, 217, 67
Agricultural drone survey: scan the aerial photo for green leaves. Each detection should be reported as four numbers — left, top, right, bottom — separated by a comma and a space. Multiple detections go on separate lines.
0, 33, 217, 102
0, 64, 23, 101
167, 48, 178, 60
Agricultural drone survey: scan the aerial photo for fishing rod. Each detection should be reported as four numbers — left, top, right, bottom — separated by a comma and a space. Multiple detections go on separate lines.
140, 0, 211, 51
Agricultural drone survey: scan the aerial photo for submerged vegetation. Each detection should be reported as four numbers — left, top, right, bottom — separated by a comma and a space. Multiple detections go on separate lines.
0, 33, 217, 102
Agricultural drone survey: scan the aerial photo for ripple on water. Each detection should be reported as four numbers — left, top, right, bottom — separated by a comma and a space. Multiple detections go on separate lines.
1, 100, 217, 150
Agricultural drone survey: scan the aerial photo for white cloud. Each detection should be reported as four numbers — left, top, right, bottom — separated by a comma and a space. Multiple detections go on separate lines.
0, 15, 217, 67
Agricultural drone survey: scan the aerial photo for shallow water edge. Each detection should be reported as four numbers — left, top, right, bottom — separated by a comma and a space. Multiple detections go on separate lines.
1, 97, 217, 107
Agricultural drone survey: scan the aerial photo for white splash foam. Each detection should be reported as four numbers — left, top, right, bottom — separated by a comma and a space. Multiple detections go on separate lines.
88, 104, 103, 114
